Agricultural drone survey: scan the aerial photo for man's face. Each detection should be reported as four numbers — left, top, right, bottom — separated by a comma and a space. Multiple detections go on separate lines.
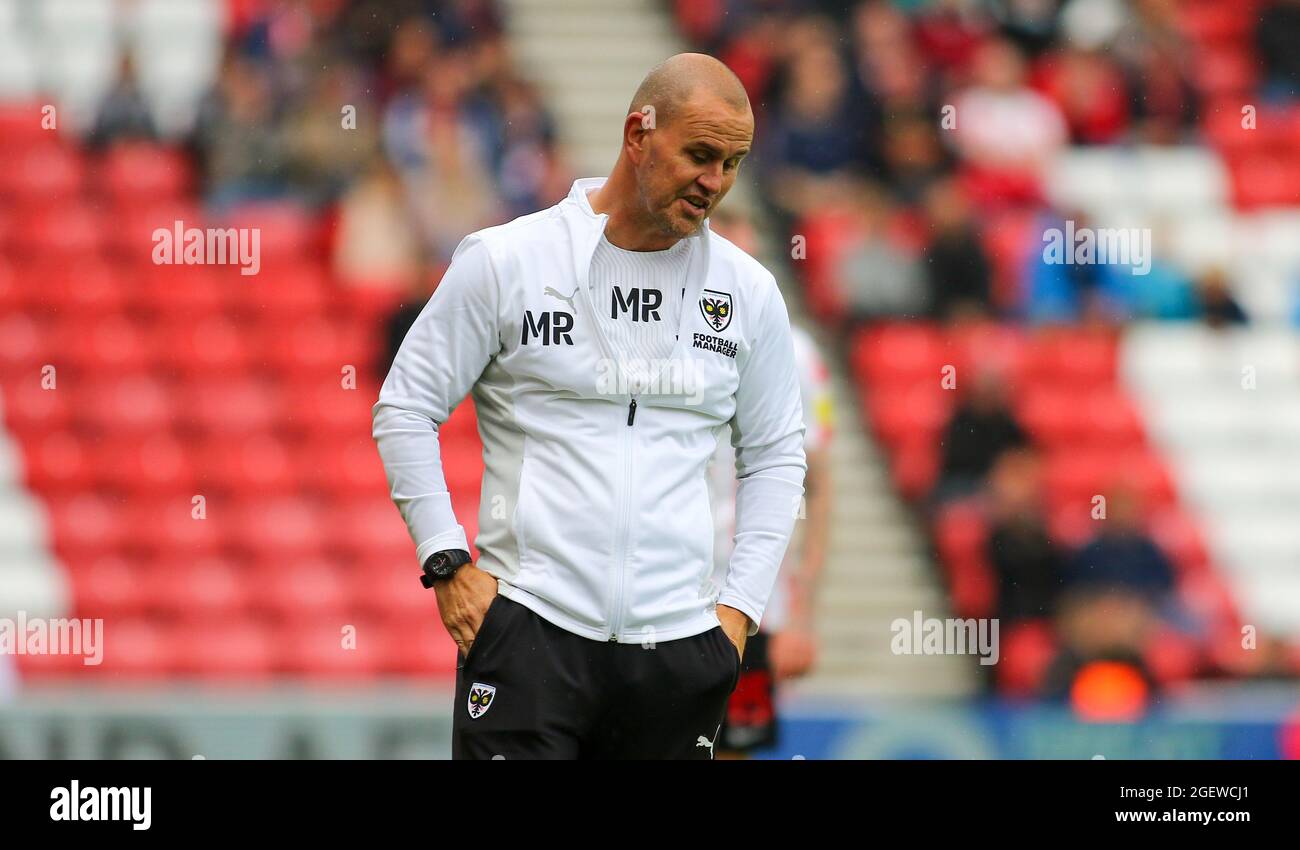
632, 95, 753, 242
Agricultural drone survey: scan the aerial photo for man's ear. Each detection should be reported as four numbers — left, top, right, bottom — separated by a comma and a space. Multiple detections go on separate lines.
625, 109, 653, 163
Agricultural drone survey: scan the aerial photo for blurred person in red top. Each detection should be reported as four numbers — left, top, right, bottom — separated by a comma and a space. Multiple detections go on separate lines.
948, 37, 1067, 204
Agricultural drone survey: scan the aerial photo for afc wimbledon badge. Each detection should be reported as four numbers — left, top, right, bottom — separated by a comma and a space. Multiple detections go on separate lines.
468, 683, 497, 719
699, 289, 733, 333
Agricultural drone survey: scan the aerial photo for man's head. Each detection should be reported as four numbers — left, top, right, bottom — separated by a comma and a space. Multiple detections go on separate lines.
610, 53, 753, 244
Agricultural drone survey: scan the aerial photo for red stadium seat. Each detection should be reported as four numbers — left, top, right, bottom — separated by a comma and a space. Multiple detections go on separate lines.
107, 199, 202, 260
37, 259, 128, 316
55, 315, 153, 374
124, 494, 224, 562
47, 493, 130, 557
67, 555, 147, 620
92, 434, 195, 496
0, 145, 87, 201
280, 619, 386, 679
154, 315, 253, 376
91, 619, 178, 679
22, 431, 93, 494
1021, 330, 1117, 389
138, 557, 251, 622
1142, 626, 1203, 686
381, 613, 459, 676
173, 618, 277, 679
996, 620, 1058, 696
303, 435, 389, 497
193, 433, 297, 496
889, 437, 940, 501
98, 143, 193, 201
228, 497, 327, 561
12, 202, 108, 259
322, 495, 413, 561
284, 379, 374, 436
247, 559, 352, 625
0, 103, 55, 153
132, 262, 230, 317
0, 313, 50, 378
75, 373, 174, 435
852, 323, 947, 387
868, 383, 953, 451
175, 376, 278, 436
0, 371, 74, 435
349, 565, 442, 623
1230, 154, 1300, 209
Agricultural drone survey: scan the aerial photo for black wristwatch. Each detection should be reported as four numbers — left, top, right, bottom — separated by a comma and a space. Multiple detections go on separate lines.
420, 549, 472, 588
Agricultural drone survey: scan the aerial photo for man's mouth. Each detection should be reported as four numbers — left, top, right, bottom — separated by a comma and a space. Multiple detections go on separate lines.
681, 196, 710, 215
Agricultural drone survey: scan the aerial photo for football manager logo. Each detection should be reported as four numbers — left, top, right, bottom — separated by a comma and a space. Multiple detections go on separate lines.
700, 289, 733, 332
468, 683, 497, 719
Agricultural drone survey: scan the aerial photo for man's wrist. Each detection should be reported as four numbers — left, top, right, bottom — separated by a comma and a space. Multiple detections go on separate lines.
420, 549, 472, 588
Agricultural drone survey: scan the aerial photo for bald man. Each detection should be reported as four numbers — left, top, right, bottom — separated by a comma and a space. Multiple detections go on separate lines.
374, 54, 807, 759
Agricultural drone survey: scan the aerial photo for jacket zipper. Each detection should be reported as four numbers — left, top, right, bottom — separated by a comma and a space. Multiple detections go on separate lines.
608, 394, 637, 641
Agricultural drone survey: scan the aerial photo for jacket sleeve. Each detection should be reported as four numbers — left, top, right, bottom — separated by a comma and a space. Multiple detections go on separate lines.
372, 234, 501, 567
717, 276, 807, 636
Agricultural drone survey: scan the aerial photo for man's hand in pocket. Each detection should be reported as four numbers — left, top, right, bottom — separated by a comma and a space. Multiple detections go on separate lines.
433, 564, 499, 656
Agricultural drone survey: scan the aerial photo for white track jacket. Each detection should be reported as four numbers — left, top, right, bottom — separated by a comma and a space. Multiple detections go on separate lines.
373, 177, 806, 643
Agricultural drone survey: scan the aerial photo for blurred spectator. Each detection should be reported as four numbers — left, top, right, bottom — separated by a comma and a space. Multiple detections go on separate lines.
933, 370, 1028, 503
1257, 0, 1300, 101
912, 0, 989, 80
489, 76, 572, 218
949, 38, 1067, 203
283, 64, 379, 205
836, 183, 927, 321
1196, 268, 1249, 329
383, 46, 504, 262
1109, 0, 1199, 143
1036, 46, 1129, 145
1063, 490, 1176, 607
88, 53, 157, 148
1023, 209, 1108, 323
850, 1, 936, 117
921, 178, 993, 320
986, 449, 1065, 623
333, 158, 423, 291
193, 53, 293, 209
986, 0, 1065, 57
879, 112, 952, 204
763, 39, 871, 216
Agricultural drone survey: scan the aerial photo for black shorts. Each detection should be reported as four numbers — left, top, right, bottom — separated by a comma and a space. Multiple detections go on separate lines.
717, 631, 778, 754
452, 594, 742, 759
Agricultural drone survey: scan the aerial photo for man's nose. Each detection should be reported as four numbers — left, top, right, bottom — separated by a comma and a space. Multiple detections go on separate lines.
696, 164, 722, 195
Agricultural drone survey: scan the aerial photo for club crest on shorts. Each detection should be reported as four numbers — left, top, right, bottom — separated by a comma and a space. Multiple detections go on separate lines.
468, 682, 497, 719
700, 289, 733, 333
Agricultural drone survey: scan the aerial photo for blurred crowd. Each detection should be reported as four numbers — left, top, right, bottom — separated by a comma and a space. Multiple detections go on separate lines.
88, 0, 571, 299
678, 0, 1299, 703
678, 0, 1261, 327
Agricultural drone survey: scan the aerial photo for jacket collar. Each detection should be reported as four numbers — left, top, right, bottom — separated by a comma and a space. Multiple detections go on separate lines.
559, 177, 714, 368
561, 175, 711, 291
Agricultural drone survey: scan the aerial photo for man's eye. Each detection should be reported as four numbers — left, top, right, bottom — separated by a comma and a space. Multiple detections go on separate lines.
692, 151, 709, 163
